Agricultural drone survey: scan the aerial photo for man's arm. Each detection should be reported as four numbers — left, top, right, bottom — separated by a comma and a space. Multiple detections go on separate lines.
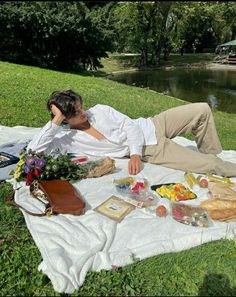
102, 105, 145, 175
27, 105, 66, 153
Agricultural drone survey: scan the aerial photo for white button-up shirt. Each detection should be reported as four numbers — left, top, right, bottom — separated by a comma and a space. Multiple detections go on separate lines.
27, 104, 157, 158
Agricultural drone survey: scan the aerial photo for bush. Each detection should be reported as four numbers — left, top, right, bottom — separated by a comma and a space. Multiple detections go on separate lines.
0, 1, 114, 71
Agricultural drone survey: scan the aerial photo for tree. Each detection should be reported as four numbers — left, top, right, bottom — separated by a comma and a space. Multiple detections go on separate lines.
0, 1, 115, 70
212, 2, 236, 43
168, 2, 236, 54
150, 1, 173, 63
112, 2, 173, 66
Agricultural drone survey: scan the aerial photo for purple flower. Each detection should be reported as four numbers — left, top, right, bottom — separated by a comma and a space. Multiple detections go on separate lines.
25, 156, 35, 166
38, 152, 45, 158
24, 165, 31, 174
35, 158, 46, 169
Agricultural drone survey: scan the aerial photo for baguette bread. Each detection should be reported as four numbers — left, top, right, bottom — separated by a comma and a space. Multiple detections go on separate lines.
200, 198, 236, 210
207, 208, 236, 221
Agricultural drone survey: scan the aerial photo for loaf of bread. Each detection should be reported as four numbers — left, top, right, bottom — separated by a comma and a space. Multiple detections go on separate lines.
207, 208, 236, 221
208, 182, 236, 200
200, 198, 236, 210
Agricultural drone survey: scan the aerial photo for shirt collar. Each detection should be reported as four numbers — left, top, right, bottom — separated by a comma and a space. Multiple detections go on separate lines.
62, 110, 94, 131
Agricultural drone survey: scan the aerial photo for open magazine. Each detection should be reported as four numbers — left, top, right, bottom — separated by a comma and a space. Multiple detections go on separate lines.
0, 152, 19, 168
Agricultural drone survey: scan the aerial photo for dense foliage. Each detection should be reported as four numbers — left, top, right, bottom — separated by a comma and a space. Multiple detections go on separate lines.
112, 1, 236, 64
0, 1, 115, 71
169, 2, 236, 54
0, 1, 236, 69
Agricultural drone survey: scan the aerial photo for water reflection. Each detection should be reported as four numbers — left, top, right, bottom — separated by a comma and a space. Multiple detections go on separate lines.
204, 78, 216, 84
222, 89, 236, 96
207, 94, 219, 109
109, 68, 236, 113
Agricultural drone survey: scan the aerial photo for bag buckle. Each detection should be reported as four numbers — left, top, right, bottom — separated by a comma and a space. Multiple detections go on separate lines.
46, 207, 53, 217
30, 180, 47, 202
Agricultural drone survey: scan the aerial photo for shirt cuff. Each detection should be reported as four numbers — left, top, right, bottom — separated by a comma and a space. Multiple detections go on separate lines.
50, 121, 62, 130
129, 145, 143, 156
39, 121, 61, 137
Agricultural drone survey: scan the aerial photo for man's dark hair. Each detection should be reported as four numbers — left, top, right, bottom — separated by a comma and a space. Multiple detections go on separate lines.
47, 90, 83, 119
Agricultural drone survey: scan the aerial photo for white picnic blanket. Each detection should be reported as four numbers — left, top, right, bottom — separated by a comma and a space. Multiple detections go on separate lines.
2, 124, 236, 294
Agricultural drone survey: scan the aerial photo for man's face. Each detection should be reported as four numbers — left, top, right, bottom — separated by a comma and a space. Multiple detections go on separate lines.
64, 101, 88, 128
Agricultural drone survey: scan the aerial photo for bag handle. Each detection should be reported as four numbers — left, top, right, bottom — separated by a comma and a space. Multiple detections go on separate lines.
5, 190, 52, 217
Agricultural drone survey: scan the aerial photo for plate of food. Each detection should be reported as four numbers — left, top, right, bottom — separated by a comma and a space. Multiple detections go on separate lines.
151, 183, 197, 202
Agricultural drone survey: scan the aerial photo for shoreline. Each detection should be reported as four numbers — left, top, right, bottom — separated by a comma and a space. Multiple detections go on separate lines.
102, 62, 236, 75
205, 62, 236, 70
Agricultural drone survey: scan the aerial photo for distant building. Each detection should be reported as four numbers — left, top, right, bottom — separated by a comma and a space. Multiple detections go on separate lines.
215, 39, 236, 64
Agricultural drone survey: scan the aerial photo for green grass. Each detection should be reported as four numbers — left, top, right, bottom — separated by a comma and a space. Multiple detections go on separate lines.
98, 53, 216, 74
1, 60, 236, 296
162, 53, 215, 66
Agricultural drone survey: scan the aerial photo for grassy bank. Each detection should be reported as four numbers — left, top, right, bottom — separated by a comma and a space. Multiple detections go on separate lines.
98, 53, 215, 75
0, 60, 236, 296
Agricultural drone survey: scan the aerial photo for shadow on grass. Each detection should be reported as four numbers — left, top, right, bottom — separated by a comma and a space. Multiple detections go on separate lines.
198, 273, 236, 296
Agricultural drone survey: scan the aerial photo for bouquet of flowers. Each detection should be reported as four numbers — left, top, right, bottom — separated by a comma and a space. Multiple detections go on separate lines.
9, 149, 98, 186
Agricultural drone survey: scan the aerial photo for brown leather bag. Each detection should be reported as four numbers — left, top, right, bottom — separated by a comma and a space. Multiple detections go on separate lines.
6, 179, 85, 217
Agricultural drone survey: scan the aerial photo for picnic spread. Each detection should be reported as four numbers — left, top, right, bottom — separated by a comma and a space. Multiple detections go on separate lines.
1, 124, 236, 294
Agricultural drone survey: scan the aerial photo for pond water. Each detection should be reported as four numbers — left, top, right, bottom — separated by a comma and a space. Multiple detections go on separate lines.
108, 67, 236, 113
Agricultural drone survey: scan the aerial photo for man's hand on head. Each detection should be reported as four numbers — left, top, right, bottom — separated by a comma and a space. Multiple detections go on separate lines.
50, 104, 66, 125
128, 154, 142, 175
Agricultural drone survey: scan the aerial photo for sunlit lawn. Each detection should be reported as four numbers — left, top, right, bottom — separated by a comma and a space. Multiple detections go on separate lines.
0, 60, 236, 296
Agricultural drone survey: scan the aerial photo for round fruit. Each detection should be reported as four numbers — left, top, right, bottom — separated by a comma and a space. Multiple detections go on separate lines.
199, 178, 208, 188
39, 173, 45, 179
45, 165, 51, 171
52, 164, 59, 172
156, 205, 167, 217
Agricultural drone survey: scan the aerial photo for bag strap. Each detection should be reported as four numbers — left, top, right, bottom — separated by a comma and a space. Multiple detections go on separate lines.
5, 189, 52, 217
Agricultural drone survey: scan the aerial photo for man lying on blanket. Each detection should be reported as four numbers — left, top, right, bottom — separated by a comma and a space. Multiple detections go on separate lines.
27, 89, 236, 177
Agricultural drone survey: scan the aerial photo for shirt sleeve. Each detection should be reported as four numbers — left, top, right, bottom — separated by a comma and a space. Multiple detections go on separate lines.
103, 105, 145, 156
26, 121, 63, 153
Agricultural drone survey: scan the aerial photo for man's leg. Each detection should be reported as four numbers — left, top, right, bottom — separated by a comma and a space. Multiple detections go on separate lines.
142, 137, 236, 177
142, 103, 236, 176
152, 102, 222, 154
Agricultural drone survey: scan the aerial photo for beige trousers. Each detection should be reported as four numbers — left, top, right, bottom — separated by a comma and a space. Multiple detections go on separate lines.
142, 103, 236, 177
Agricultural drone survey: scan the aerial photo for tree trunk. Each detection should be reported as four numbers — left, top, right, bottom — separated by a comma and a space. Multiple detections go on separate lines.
140, 49, 148, 66
153, 2, 172, 65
